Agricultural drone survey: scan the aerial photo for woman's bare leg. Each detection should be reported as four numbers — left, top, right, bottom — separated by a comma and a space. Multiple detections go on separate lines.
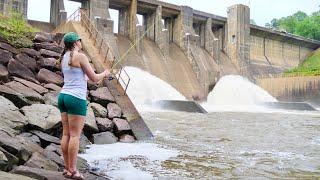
60, 112, 70, 172
68, 114, 85, 172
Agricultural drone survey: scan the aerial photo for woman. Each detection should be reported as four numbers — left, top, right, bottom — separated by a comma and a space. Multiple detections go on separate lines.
58, 32, 110, 179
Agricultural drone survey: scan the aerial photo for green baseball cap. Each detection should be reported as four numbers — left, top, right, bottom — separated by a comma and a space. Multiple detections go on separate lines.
63, 32, 81, 44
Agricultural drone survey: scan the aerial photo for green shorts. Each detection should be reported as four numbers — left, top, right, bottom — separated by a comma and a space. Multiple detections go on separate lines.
58, 93, 87, 116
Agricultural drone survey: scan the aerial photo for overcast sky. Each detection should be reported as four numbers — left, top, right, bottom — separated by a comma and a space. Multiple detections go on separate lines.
28, 0, 319, 28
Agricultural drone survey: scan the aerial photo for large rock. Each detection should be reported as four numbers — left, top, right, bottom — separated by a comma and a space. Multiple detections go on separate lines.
43, 91, 59, 107
113, 118, 131, 131
30, 130, 60, 147
37, 68, 63, 86
84, 106, 99, 132
107, 103, 122, 118
0, 49, 12, 65
96, 118, 114, 132
34, 42, 63, 53
0, 42, 19, 54
13, 77, 48, 95
79, 133, 91, 153
0, 170, 35, 180
0, 64, 9, 82
22, 104, 61, 131
37, 57, 58, 71
0, 146, 19, 171
43, 149, 64, 168
44, 83, 61, 91
0, 150, 9, 171
90, 87, 115, 106
89, 102, 108, 118
0, 96, 28, 131
24, 152, 59, 171
45, 143, 62, 156
17, 133, 41, 145
93, 132, 118, 144
7, 59, 39, 84
34, 32, 53, 43
0, 85, 31, 108
5, 81, 44, 104
20, 48, 41, 58
119, 134, 135, 143
39, 49, 61, 59
15, 53, 37, 72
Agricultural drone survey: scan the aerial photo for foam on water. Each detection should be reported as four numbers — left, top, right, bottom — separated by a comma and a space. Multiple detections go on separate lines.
202, 75, 278, 112
79, 143, 179, 179
120, 66, 186, 111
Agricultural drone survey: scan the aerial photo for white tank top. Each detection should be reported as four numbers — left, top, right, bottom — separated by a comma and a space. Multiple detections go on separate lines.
60, 51, 87, 100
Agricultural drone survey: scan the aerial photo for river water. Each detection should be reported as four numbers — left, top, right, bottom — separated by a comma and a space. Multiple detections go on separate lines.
80, 68, 320, 179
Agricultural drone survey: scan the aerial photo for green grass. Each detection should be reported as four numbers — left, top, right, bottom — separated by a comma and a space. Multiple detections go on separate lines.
283, 48, 320, 76
0, 12, 38, 48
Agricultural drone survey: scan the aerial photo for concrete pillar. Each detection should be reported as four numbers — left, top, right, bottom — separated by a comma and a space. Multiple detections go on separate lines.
227, 4, 250, 76
118, 8, 128, 36
50, 0, 66, 27
87, 0, 110, 21
135, 25, 144, 54
173, 6, 194, 49
205, 18, 220, 63
128, 0, 137, 41
154, 6, 169, 57
165, 18, 173, 42
96, 18, 114, 34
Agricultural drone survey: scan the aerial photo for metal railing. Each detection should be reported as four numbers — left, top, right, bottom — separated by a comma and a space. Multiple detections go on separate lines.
60, 8, 131, 94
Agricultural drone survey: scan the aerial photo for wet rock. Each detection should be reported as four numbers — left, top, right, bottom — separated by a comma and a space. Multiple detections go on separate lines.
96, 118, 114, 132
37, 57, 58, 71
13, 77, 48, 95
113, 118, 131, 131
22, 104, 60, 131
43, 91, 59, 107
17, 132, 41, 145
19, 48, 41, 58
34, 32, 53, 43
39, 49, 61, 59
0, 170, 35, 180
0, 49, 12, 65
5, 81, 44, 104
107, 103, 122, 118
0, 64, 9, 82
15, 53, 37, 72
0, 85, 31, 108
90, 87, 115, 106
37, 68, 63, 86
93, 132, 118, 144
44, 83, 62, 91
24, 152, 59, 171
0, 95, 28, 131
7, 59, 39, 84
45, 143, 62, 156
0, 42, 19, 54
89, 102, 108, 118
84, 106, 99, 133
30, 130, 60, 147
119, 134, 135, 143
34, 42, 63, 54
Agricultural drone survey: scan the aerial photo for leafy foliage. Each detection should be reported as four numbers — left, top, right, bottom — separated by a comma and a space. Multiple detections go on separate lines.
0, 12, 37, 48
268, 10, 320, 40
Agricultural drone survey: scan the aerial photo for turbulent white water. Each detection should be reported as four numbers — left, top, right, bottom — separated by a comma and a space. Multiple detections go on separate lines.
120, 66, 186, 111
202, 75, 278, 112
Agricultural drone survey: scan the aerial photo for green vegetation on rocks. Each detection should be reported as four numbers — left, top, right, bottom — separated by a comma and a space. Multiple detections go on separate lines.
284, 48, 320, 76
0, 13, 37, 48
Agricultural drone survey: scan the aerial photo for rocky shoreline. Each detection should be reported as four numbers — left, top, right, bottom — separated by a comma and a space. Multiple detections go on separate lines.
0, 32, 136, 179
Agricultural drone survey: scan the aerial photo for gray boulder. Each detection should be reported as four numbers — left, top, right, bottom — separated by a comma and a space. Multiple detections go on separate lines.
34, 32, 53, 43
17, 133, 41, 145
93, 132, 118, 144
15, 53, 37, 72
0, 150, 9, 171
5, 81, 44, 104
89, 102, 108, 118
43, 91, 59, 107
0, 146, 19, 171
13, 77, 48, 95
37, 68, 63, 86
45, 143, 62, 156
0, 42, 19, 54
34, 42, 63, 53
0, 49, 12, 65
22, 104, 60, 131
37, 57, 58, 71
0, 64, 9, 82
39, 49, 61, 59
0, 85, 32, 108
107, 103, 122, 118
0, 170, 35, 180
19, 48, 41, 58
119, 134, 135, 143
24, 152, 59, 171
44, 83, 61, 91
90, 87, 115, 106
96, 118, 114, 132
7, 59, 39, 84
113, 118, 131, 131
84, 106, 99, 132
30, 130, 60, 147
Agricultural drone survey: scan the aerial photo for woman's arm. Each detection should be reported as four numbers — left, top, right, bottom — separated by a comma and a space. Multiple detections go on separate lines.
78, 53, 110, 82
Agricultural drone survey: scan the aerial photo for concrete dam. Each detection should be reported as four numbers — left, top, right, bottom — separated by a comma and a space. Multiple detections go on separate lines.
31, 0, 320, 101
